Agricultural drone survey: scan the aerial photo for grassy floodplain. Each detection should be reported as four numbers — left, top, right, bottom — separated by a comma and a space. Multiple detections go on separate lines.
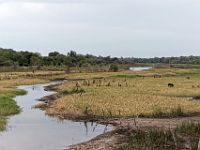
0, 71, 65, 131
1, 68, 200, 149
46, 68, 200, 118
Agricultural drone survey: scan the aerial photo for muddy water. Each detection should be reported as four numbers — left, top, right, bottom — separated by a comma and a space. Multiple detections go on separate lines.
0, 83, 112, 150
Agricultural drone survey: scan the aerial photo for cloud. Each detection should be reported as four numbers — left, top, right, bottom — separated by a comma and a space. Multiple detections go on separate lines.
0, 0, 200, 57
0, 0, 99, 4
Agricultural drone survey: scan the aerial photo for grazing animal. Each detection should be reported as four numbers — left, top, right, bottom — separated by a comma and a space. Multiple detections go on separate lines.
87, 80, 91, 86
75, 82, 80, 91
118, 83, 122, 87
193, 96, 200, 100
168, 83, 174, 88
197, 85, 200, 88
192, 85, 195, 88
92, 80, 95, 84
186, 76, 190, 80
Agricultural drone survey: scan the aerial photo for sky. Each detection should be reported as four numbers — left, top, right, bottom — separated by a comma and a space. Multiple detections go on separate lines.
0, 0, 200, 57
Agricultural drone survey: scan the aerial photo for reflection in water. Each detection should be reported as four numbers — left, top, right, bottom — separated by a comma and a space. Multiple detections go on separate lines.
104, 125, 108, 133
84, 121, 88, 136
0, 83, 112, 150
93, 123, 98, 132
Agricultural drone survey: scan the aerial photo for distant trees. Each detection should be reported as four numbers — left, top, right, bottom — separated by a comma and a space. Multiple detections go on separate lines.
0, 48, 199, 69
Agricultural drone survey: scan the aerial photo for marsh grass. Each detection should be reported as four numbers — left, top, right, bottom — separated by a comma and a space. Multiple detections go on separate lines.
124, 124, 200, 150
48, 69, 200, 117
0, 116, 6, 131
0, 89, 27, 130
123, 120, 200, 150
176, 121, 200, 135
151, 106, 185, 118
0, 75, 48, 131
125, 129, 175, 150
0, 90, 26, 131
0, 89, 26, 116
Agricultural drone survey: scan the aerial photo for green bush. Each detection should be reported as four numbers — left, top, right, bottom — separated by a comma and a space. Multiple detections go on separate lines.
109, 64, 119, 72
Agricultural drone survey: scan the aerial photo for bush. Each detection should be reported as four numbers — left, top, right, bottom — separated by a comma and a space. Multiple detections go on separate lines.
109, 64, 119, 72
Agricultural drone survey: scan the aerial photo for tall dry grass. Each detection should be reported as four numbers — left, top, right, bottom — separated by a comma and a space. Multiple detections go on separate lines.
47, 70, 200, 117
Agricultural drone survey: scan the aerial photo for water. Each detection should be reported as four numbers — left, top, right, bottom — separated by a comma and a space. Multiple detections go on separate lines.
0, 83, 112, 150
129, 66, 152, 71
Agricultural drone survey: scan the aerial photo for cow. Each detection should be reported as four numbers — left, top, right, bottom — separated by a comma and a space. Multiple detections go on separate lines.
168, 83, 174, 88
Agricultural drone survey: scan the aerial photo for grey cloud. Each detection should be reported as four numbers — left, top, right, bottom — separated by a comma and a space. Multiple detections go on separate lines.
0, 0, 100, 3
0, 0, 200, 57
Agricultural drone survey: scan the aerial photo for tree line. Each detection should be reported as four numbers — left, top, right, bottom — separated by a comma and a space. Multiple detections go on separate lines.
0, 48, 200, 68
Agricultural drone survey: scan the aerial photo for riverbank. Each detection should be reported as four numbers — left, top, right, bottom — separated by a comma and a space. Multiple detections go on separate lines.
1, 69, 200, 149
0, 89, 26, 131
38, 87, 200, 150
0, 71, 60, 131
0, 83, 113, 150
68, 116, 200, 150
39, 87, 200, 150
36, 68, 200, 149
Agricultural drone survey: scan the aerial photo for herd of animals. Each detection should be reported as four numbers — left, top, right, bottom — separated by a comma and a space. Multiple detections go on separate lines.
73, 75, 198, 91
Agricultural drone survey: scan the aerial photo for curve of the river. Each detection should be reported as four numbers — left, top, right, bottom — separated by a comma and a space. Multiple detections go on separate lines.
0, 83, 112, 150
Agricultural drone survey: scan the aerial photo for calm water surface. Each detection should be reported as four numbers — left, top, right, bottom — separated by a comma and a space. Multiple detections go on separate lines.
129, 66, 152, 71
0, 83, 112, 150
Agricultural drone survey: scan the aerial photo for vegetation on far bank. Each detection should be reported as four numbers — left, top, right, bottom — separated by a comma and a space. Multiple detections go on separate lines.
0, 48, 200, 73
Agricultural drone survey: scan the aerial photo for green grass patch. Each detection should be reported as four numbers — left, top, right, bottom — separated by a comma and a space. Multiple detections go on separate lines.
92, 76, 104, 79
123, 125, 200, 150
149, 107, 185, 118
0, 89, 27, 131
176, 121, 200, 135
0, 116, 6, 131
124, 129, 175, 150
175, 69, 200, 75
109, 74, 140, 79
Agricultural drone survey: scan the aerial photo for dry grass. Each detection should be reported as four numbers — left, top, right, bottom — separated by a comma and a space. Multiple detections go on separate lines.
47, 69, 200, 117
0, 71, 65, 81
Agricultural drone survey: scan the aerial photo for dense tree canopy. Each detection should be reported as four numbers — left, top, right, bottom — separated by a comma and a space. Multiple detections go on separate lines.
0, 48, 199, 68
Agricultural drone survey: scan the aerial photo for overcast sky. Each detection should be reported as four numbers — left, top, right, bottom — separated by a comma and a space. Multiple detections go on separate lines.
0, 0, 200, 57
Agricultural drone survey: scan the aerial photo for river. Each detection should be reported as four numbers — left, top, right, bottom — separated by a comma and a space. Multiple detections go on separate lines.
0, 83, 112, 150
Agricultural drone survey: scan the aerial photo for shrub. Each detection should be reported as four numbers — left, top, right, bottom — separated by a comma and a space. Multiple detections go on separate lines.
109, 64, 119, 72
